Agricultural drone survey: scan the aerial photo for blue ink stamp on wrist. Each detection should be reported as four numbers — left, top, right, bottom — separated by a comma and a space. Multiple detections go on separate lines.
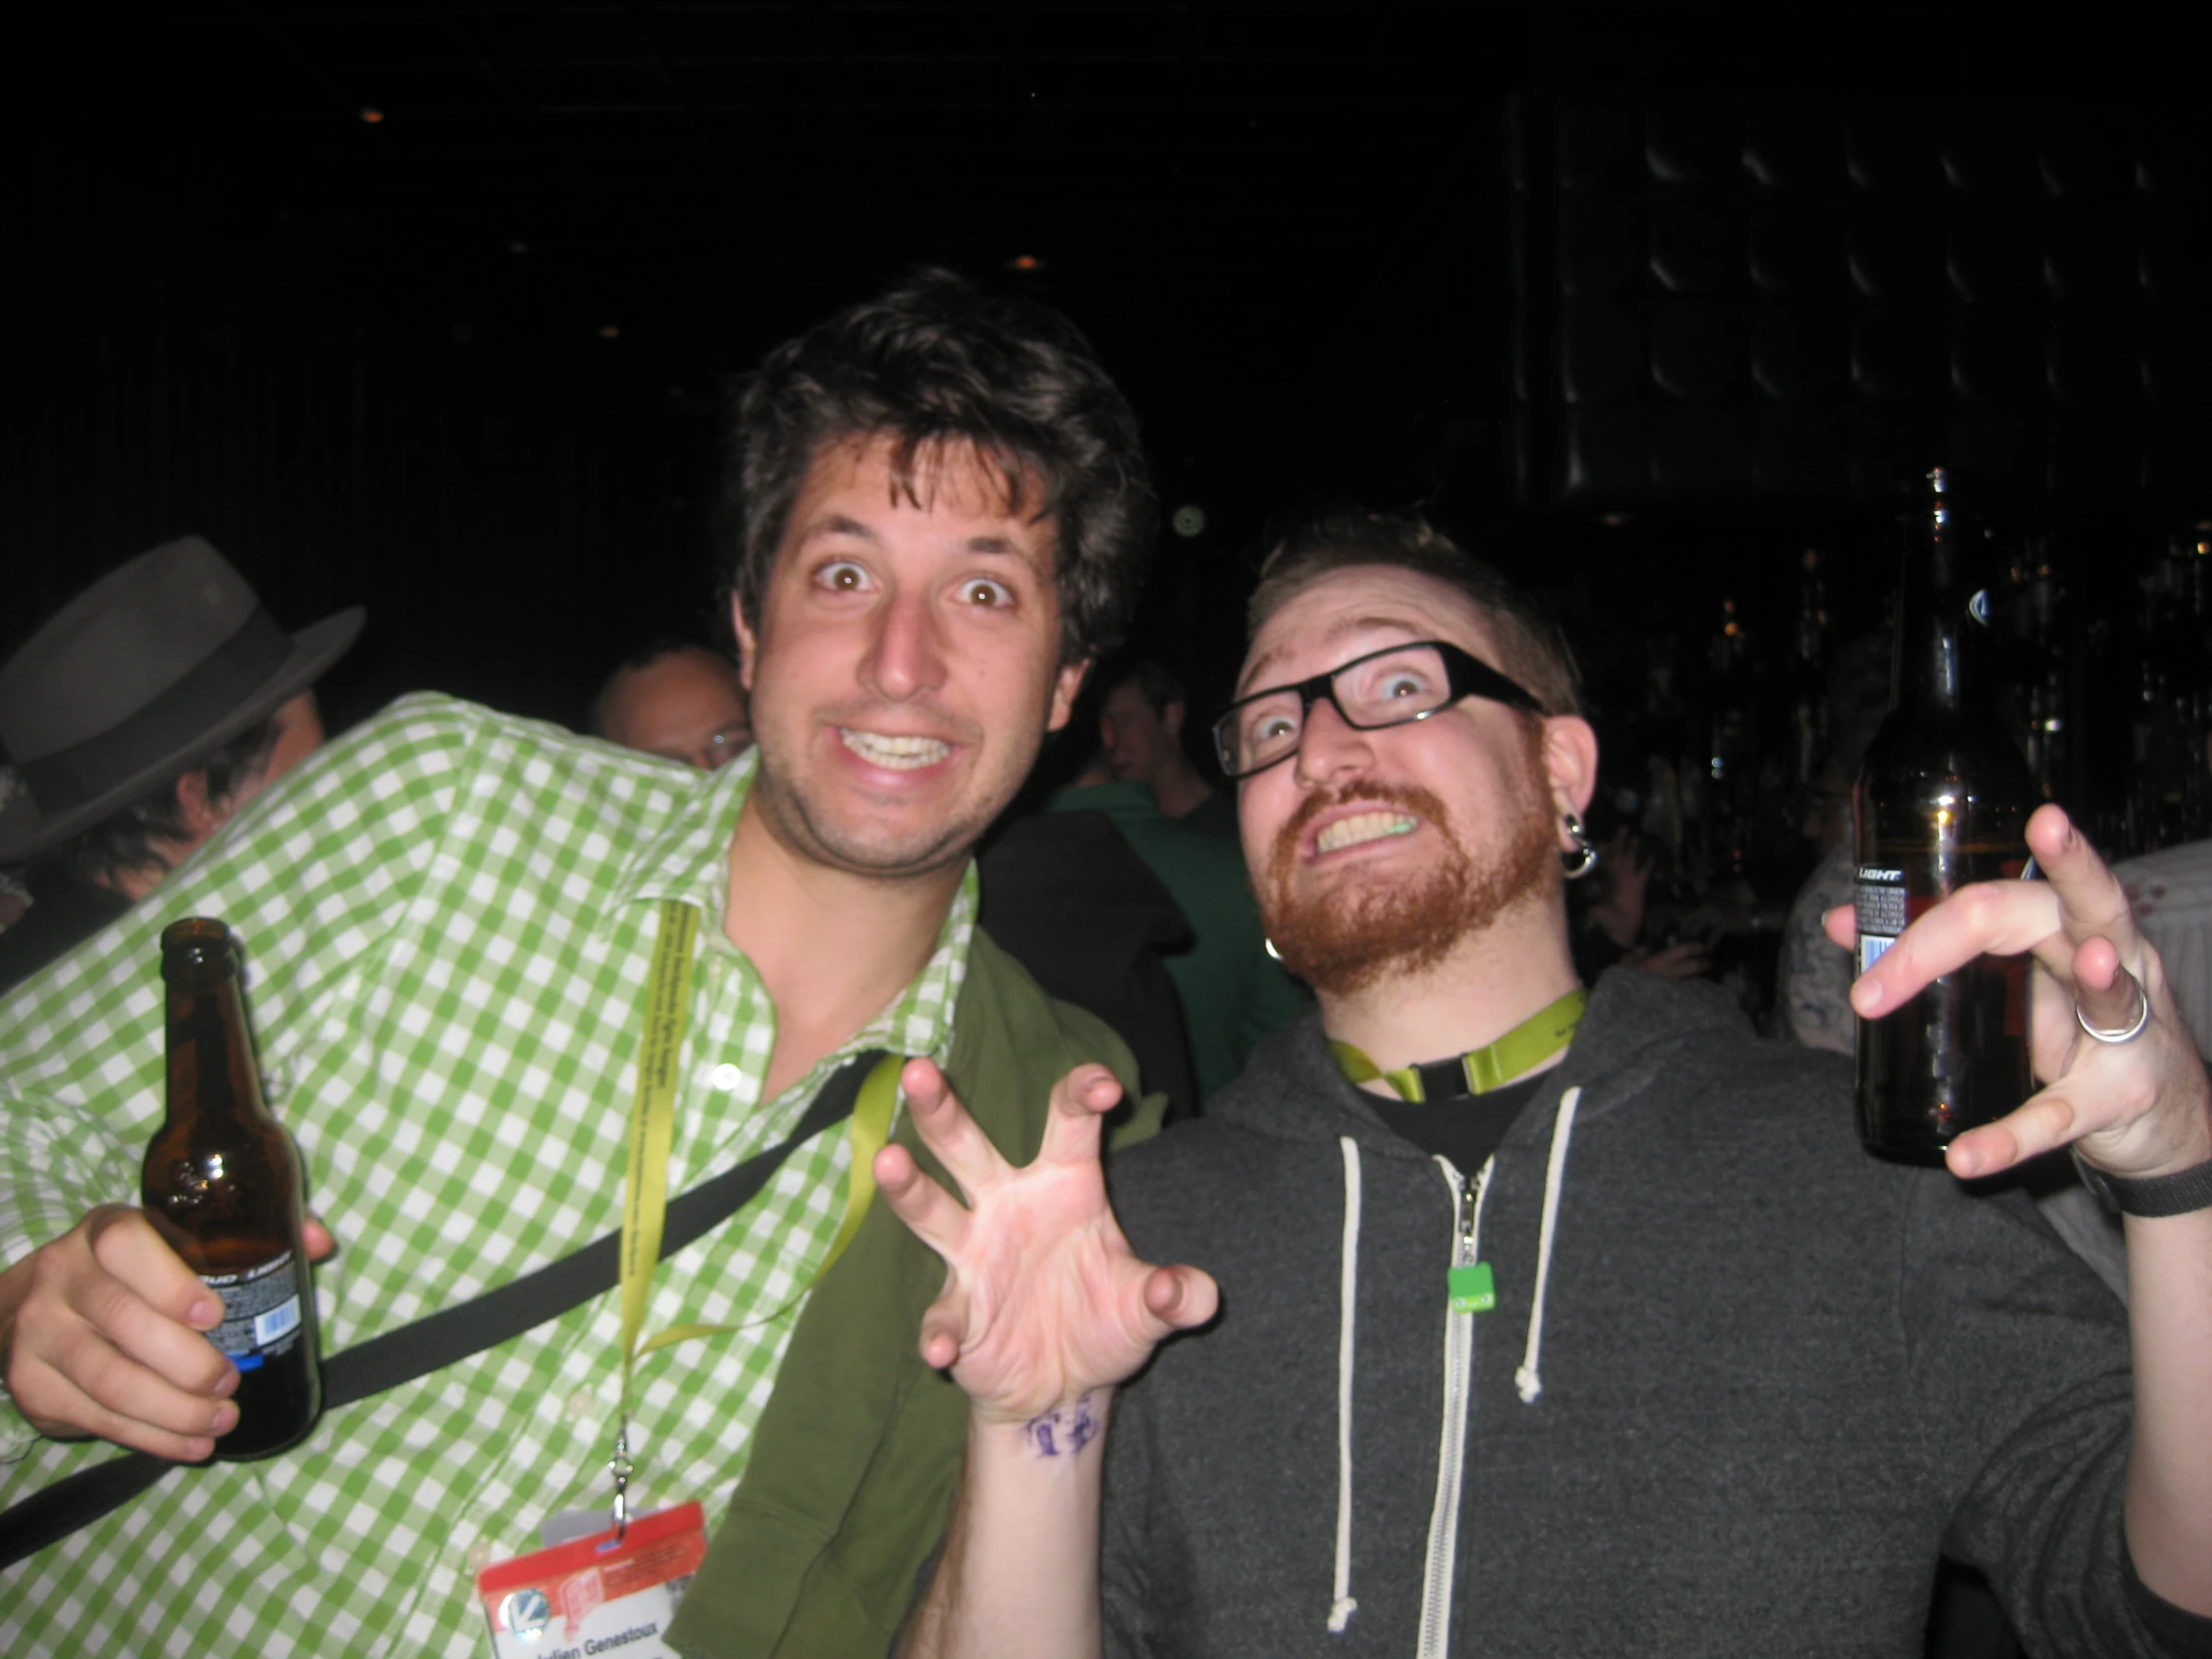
1026, 1392, 1101, 1456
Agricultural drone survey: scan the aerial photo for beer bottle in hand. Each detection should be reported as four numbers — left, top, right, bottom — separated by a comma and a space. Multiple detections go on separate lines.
1853, 468, 2036, 1162
144, 918, 321, 1456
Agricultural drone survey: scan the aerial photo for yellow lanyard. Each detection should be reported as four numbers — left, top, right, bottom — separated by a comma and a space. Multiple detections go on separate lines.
608, 898, 904, 1536
1331, 988, 1587, 1102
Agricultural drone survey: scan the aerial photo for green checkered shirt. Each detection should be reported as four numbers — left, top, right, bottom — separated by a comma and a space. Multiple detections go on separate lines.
0, 693, 975, 1655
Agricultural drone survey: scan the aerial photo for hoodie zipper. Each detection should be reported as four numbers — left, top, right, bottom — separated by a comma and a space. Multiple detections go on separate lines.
1416, 1155, 1491, 1659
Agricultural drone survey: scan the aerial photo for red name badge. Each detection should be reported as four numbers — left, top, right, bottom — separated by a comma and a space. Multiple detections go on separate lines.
476, 1502, 708, 1659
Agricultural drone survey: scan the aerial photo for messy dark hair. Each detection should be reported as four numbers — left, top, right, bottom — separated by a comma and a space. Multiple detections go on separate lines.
1247, 511, 1584, 718
1102, 657, 1187, 714
63, 712, 284, 888
723, 270, 1156, 667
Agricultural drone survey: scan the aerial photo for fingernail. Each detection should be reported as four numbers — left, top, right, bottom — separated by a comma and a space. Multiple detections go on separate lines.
212, 1403, 239, 1434
1947, 1144, 1979, 1179
211, 1368, 240, 1397
183, 1436, 215, 1461
189, 1298, 222, 1330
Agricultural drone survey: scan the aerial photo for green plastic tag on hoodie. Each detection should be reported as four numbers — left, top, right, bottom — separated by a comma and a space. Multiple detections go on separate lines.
1448, 1262, 1495, 1314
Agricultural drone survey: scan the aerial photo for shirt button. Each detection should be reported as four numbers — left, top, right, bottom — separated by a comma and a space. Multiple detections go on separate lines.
710, 1062, 744, 1091
567, 1387, 598, 1421
465, 1539, 495, 1572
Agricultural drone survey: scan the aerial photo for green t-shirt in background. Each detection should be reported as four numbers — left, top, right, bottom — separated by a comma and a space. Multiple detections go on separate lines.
1049, 781, 1308, 1104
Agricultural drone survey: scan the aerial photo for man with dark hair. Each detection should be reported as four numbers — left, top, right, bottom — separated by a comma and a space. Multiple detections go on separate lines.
724, 272, 1149, 675
0, 272, 1160, 1659
883, 511, 2212, 1658
1061, 658, 1304, 1105
591, 641, 754, 771
1098, 659, 1221, 825
0, 537, 358, 994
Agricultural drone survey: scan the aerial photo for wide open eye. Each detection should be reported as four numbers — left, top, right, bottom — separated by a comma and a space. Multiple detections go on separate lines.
1238, 701, 1302, 766
816, 559, 870, 593
1340, 646, 1443, 719
960, 577, 1012, 608
1378, 668, 1431, 701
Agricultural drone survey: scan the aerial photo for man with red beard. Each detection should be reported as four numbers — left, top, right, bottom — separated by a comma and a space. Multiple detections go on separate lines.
880, 512, 2212, 1658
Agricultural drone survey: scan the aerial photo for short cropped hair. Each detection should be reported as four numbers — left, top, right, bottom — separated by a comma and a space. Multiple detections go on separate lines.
1102, 658, 1186, 714
586, 640, 729, 740
63, 712, 284, 888
1247, 511, 1584, 718
724, 270, 1156, 667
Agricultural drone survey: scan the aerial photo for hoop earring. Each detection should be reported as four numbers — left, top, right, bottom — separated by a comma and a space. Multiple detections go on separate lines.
1561, 811, 1598, 881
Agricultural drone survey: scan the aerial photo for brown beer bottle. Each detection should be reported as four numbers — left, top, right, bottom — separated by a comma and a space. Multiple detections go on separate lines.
1853, 468, 2036, 1161
144, 918, 321, 1456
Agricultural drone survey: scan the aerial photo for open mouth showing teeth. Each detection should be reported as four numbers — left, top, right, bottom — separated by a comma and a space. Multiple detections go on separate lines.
1316, 811, 1417, 854
840, 729, 951, 771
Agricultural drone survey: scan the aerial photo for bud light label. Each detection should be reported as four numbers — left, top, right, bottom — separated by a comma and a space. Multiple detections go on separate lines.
1855, 868, 1910, 973
201, 1251, 304, 1363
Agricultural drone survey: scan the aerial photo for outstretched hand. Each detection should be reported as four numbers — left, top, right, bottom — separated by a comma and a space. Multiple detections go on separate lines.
875, 1059, 1218, 1426
1826, 802, 2212, 1183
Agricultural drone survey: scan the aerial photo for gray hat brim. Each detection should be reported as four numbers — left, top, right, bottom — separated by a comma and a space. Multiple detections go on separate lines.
0, 605, 364, 863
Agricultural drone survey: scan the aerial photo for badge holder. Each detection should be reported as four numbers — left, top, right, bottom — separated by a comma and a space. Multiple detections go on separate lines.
476, 1501, 709, 1659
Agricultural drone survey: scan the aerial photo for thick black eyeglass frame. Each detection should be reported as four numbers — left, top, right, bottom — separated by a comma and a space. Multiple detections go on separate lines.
1212, 639, 1548, 780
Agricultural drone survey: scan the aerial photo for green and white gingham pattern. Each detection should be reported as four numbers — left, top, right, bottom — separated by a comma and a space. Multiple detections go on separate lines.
0, 693, 973, 1656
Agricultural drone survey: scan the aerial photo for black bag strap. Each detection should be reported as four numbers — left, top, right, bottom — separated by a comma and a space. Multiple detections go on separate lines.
0, 1049, 886, 1572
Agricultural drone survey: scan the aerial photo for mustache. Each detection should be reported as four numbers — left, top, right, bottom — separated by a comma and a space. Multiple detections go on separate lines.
814, 699, 983, 746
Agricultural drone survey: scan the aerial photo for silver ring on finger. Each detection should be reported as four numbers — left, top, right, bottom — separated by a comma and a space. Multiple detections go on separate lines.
2075, 980, 2151, 1045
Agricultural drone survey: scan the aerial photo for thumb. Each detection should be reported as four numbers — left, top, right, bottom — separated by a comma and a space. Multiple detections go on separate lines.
1141, 1264, 1219, 1336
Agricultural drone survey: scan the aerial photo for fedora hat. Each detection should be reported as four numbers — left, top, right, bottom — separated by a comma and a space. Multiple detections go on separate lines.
0, 536, 364, 861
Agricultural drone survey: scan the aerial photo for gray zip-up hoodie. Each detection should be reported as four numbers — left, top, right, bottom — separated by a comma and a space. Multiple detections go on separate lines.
1098, 968, 2207, 1657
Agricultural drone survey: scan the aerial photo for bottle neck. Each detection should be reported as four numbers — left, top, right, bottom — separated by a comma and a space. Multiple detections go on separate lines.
1894, 490, 1977, 717
165, 973, 272, 1127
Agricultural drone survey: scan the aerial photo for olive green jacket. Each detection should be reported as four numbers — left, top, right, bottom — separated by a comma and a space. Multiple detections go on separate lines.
664, 929, 1156, 1659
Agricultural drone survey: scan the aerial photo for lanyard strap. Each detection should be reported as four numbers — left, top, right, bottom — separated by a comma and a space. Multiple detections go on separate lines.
610, 898, 906, 1535
1331, 988, 1587, 1103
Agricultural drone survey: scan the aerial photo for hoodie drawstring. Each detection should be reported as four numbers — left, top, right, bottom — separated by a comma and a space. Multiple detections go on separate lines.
1514, 1085, 1581, 1403
1329, 1083, 1581, 1637
1328, 1136, 1363, 1634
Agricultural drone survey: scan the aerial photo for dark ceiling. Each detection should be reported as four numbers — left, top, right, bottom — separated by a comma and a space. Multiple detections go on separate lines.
24, 1, 2192, 508
8, 2, 2204, 732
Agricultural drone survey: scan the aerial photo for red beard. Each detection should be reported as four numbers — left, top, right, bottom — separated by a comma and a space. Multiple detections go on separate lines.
1260, 761, 1558, 998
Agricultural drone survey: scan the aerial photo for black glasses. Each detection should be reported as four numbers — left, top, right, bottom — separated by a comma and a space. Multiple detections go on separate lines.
1212, 640, 1545, 781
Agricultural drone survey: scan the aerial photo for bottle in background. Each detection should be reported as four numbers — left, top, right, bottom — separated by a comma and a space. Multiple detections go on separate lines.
1853, 468, 2036, 1163
144, 917, 321, 1457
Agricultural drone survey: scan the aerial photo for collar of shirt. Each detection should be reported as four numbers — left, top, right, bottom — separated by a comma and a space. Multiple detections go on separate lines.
606, 746, 979, 1077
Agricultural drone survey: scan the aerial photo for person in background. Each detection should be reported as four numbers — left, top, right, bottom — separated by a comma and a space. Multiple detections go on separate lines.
977, 745, 1202, 1124
882, 510, 2212, 1659
2114, 737, 2212, 1064
1777, 631, 1893, 1055
1569, 822, 1713, 983
1099, 658, 1232, 831
590, 640, 752, 770
1048, 737, 1304, 1107
0, 537, 359, 995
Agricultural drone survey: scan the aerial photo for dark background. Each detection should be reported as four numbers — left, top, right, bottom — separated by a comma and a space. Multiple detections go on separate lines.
5, 1, 2207, 850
